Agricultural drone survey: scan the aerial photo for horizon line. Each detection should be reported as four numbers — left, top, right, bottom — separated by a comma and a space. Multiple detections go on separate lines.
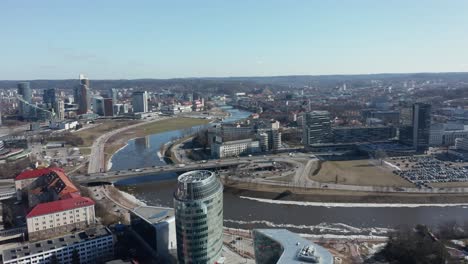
1, 71, 468, 82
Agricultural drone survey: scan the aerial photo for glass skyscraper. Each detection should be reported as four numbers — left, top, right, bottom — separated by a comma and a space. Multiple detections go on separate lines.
174, 170, 223, 264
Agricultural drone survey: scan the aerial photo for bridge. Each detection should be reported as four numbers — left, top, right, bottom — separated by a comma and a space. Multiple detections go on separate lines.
74, 159, 250, 184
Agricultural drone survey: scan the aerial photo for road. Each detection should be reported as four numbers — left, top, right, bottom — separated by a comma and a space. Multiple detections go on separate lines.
87, 116, 170, 174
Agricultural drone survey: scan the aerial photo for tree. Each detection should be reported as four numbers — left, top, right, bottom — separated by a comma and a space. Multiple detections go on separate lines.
72, 248, 81, 264
374, 149, 387, 165
369, 224, 453, 264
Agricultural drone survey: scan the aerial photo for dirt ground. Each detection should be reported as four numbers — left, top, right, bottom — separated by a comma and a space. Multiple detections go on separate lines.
430, 182, 468, 188
310, 159, 415, 187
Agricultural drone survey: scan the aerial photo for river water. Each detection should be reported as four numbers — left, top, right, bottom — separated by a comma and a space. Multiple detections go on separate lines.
112, 107, 468, 236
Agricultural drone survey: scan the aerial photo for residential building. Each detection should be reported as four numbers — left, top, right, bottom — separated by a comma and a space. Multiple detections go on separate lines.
256, 129, 282, 151
302, 111, 332, 147
2, 227, 114, 264
14, 168, 96, 240
253, 229, 333, 264
26, 196, 96, 240
130, 206, 177, 262
211, 138, 260, 158
54, 100, 65, 120
132, 91, 148, 113
174, 170, 224, 264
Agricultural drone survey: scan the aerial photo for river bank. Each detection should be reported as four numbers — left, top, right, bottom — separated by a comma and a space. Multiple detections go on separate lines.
105, 117, 210, 170
223, 181, 468, 204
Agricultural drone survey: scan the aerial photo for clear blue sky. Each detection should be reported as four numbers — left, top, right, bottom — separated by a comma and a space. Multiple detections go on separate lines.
1, 0, 468, 79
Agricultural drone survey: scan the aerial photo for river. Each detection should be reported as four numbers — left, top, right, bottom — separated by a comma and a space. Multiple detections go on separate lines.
112, 106, 468, 236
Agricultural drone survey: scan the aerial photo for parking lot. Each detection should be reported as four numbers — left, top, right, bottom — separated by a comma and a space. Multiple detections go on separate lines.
388, 156, 468, 187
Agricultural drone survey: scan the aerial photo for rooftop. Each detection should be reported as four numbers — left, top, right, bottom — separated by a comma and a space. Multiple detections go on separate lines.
254, 229, 334, 264
178, 170, 214, 183
27, 196, 95, 218
15, 168, 65, 181
20, 168, 79, 199
2, 226, 112, 262
132, 206, 175, 225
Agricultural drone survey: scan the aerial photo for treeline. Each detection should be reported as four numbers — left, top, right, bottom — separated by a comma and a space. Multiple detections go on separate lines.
368, 223, 468, 264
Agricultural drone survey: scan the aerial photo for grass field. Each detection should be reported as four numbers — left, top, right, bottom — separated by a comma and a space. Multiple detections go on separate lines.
310, 159, 415, 187
104, 117, 210, 166
75, 120, 140, 146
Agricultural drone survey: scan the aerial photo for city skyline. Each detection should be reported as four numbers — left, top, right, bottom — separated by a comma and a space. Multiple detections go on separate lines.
1, 0, 468, 79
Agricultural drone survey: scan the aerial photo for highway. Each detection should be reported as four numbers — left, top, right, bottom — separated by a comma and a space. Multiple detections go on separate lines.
87, 116, 170, 174
82, 150, 468, 194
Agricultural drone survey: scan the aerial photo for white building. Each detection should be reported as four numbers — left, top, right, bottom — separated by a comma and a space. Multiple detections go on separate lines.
430, 123, 468, 147
455, 138, 468, 151
3, 227, 114, 264
26, 196, 96, 240
49, 120, 79, 130
211, 138, 260, 158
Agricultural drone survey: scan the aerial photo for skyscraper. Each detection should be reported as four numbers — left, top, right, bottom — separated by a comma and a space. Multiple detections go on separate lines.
412, 103, 431, 152
17, 82, 32, 119
132, 91, 148, 113
109, 88, 118, 104
74, 74, 90, 115
174, 170, 223, 264
43, 88, 56, 107
54, 100, 65, 120
302, 111, 332, 147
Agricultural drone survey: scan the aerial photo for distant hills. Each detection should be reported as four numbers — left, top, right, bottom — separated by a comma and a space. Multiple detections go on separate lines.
1, 72, 468, 90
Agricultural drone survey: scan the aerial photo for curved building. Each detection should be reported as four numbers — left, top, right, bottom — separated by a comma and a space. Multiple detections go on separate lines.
174, 170, 223, 264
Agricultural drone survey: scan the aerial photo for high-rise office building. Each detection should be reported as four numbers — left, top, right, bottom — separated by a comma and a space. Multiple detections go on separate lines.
42, 88, 56, 107
132, 91, 148, 113
17, 82, 32, 119
74, 74, 90, 115
108, 88, 118, 115
412, 103, 431, 152
174, 170, 223, 264
109, 88, 118, 104
302, 111, 332, 147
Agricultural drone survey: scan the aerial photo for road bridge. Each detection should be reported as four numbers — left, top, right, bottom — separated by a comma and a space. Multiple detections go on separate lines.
76, 159, 250, 184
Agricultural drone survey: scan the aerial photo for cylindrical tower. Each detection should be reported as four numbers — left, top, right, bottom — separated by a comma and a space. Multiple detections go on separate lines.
174, 170, 223, 264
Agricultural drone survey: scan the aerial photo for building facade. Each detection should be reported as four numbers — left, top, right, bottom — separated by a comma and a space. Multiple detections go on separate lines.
132, 91, 148, 113
3, 227, 114, 264
302, 111, 332, 147
211, 138, 260, 158
173, 170, 223, 264
412, 103, 431, 152
17, 82, 32, 119
74, 75, 90, 115
26, 196, 96, 240
130, 206, 177, 262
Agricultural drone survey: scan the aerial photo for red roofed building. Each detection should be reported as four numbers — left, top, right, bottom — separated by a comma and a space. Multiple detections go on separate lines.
14, 168, 97, 241
26, 196, 96, 240
15, 168, 80, 208
15, 168, 66, 191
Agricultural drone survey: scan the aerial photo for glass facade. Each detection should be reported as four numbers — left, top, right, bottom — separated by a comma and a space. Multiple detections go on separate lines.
174, 170, 223, 264
253, 230, 284, 264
